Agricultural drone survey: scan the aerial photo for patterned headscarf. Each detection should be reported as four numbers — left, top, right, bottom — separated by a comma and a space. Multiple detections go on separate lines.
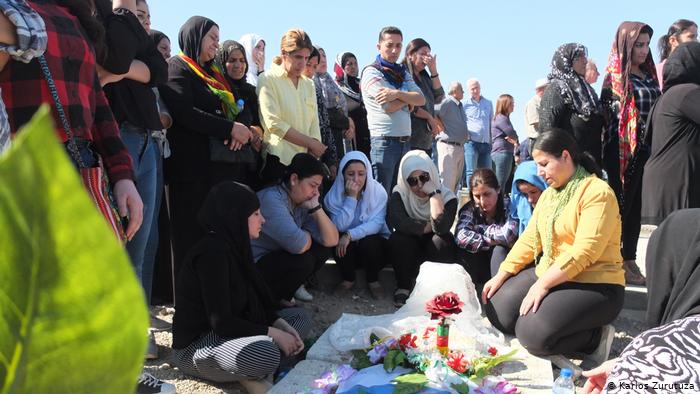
548, 43, 601, 119
602, 22, 658, 180
334, 52, 362, 102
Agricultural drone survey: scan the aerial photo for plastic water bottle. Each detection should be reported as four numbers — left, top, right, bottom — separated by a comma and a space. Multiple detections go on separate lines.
236, 99, 245, 110
552, 368, 575, 393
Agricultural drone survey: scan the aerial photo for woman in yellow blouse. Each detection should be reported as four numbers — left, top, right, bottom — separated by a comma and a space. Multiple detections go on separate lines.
482, 128, 625, 373
257, 28, 327, 184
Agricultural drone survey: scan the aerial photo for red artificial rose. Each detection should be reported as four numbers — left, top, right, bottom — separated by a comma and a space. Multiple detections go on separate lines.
399, 333, 417, 350
425, 291, 465, 319
422, 327, 436, 339
447, 350, 470, 374
488, 346, 498, 356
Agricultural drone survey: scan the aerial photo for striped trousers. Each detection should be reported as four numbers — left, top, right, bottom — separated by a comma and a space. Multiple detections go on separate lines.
171, 307, 311, 382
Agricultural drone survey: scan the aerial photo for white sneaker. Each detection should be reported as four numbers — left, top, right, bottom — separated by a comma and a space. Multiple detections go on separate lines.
294, 285, 313, 302
584, 324, 615, 368
136, 372, 176, 394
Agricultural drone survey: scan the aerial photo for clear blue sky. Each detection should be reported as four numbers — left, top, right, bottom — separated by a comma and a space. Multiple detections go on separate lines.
148, 0, 697, 140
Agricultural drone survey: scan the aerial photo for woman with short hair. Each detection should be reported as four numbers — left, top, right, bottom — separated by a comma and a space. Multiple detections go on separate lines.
257, 29, 326, 185
491, 94, 518, 190
252, 153, 339, 304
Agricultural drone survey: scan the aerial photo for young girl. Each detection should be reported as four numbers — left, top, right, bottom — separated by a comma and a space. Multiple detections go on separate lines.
324, 151, 390, 299
510, 161, 547, 235
455, 168, 518, 284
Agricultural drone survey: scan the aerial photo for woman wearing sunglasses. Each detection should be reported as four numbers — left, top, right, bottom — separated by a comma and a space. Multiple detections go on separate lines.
387, 150, 458, 307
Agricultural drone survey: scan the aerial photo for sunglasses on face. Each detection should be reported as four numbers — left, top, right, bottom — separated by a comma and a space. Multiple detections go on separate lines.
406, 172, 430, 187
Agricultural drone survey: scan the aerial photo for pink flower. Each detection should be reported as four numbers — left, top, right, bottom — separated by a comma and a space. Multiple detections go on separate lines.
425, 292, 465, 319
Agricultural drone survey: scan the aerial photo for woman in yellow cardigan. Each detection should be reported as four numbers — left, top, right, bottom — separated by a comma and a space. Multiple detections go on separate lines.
482, 128, 625, 372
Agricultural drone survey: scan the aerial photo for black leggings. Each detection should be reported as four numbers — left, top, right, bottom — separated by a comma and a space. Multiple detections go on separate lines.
389, 231, 457, 290
335, 234, 387, 283
484, 266, 624, 357
256, 242, 332, 301
457, 245, 510, 285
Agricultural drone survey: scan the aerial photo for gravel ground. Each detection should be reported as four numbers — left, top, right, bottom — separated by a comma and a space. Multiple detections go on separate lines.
144, 283, 646, 394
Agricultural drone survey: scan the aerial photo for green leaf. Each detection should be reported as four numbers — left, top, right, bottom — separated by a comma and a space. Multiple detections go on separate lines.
0, 106, 148, 394
393, 373, 428, 385
451, 382, 470, 394
383, 349, 406, 372
392, 374, 427, 394
369, 333, 380, 345
351, 349, 373, 370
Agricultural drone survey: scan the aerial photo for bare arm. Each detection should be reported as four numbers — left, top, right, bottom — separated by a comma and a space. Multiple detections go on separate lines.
310, 209, 340, 247
384, 99, 408, 113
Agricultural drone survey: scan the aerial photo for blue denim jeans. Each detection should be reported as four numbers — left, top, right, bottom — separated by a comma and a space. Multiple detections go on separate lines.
492, 152, 514, 191
370, 136, 410, 194
120, 123, 158, 289
464, 141, 492, 188
141, 143, 164, 305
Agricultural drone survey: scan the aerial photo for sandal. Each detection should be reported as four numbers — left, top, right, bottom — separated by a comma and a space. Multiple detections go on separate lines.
393, 289, 410, 308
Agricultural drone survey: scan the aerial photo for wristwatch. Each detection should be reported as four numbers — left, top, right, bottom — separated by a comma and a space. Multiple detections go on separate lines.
428, 189, 442, 198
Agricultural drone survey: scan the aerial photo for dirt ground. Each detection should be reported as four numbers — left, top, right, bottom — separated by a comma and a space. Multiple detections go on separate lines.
145, 283, 646, 394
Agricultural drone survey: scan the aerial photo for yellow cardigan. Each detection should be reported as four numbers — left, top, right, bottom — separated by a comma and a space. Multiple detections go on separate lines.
257, 63, 321, 166
499, 176, 625, 286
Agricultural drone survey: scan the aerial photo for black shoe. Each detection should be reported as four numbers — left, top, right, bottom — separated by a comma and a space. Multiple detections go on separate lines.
136, 372, 176, 394
393, 289, 410, 308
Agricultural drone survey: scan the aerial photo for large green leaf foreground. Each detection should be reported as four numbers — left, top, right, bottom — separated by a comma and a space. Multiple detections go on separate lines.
0, 106, 147, 394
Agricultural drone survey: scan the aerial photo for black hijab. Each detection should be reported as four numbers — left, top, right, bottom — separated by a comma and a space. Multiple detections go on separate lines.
195, 182, 276, 312
178, 16, 217, 67
548, 43, 601, 119
149, 29, 169, 50
217, 40, 248, 87
646, 209, 700, 327
662, 41, 700, 93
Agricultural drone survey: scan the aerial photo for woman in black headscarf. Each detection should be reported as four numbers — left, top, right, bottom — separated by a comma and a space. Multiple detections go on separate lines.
172, 182, 310, 388
582, 209, 700, 393
334, 51, 371, 156
160, 16, 254, 283
641, 42, 700, 225
539, 43, 604, 164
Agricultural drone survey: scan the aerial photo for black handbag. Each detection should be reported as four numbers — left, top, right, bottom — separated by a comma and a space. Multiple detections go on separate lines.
208, 106, 256, 164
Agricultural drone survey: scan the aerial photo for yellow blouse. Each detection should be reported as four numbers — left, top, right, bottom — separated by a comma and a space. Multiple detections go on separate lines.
257, 63, 321, 166
499, 176, 625, 286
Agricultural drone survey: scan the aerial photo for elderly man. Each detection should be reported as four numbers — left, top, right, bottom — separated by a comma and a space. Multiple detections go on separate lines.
585, 59, 600, 84
517, 78, 548, 163
435, 82, 469, 192
361, 25, 425, 193
462, 78, 492, 188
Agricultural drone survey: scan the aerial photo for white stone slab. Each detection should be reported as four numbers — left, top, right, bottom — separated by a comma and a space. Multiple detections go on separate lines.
269, 359, 339, 394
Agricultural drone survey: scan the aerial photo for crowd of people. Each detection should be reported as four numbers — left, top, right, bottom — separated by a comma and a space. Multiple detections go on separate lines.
1, 1, 698, 393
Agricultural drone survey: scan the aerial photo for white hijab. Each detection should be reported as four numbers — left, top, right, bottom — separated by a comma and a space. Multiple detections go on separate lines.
324, 151, 389, 231
239, 33, 264, 86
394, 150, 456, 221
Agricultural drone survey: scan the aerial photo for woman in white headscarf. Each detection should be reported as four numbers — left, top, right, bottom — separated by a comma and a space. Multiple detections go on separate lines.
387, 150, 458, 307
324, 151, 390, 299
239, 33, 265, 86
